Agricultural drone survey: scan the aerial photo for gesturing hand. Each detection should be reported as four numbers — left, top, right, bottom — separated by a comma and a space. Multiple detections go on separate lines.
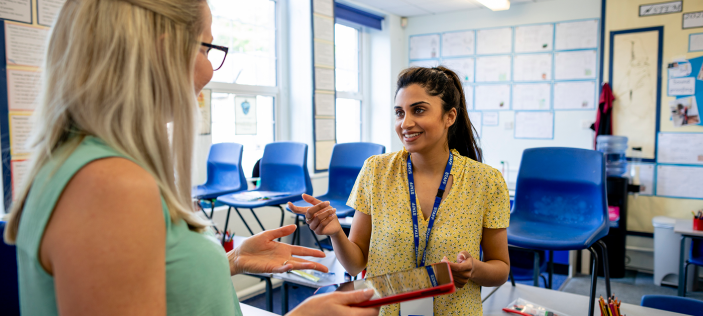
441, 251, 474, 288
286, 289, 379, 316
228, 225, 330, 275
287, 194, 343, 237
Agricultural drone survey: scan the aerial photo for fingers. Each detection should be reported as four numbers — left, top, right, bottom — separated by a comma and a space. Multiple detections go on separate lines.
457, 251, 471, 263
261, 224, 297, 240
302, 194, 323, 205
329, 289, 375, 305
309, 208, 337, 230
288, 258, 329, 273
288, 245, 326, 258
287, 202, 309, 215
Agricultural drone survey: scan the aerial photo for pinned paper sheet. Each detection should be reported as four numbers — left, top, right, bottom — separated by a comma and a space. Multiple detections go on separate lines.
197, 89, 211, 135
314, 40, 334, 67
474, 85, 510, 110
513, 83, 551, 110
553, 81, 596, 109
468, 112, 482, 138
38, 0, 67, 27
9, 112, 33, 157
441, 58, 474, 83
668, 60, 692, 77
636, 164, 655, 196
315, 93, 335, 116
668, 77, 695, 96
315, 141, 335, 170
409, 59, 439, 68
0, 0, 31, 24
513, 53, 552, 81
476, 27, 512, 55
315, 119, 335, 141
475, 55, 511, 82
483, 112, 499, 126
315, 67, 335, 91
656, 165, 703, 199
442, 31, 475, 57
515, 24, 553, 53
464, 85, 474, 109
555, 50, 597, 80
555, 20, 598, 50
312, 0, 333, 17
313, 15, 334, 42
409, 34, 440, 60
515, 111, 554, 139
7, 69, 42, 111
11, 159, 29, 200
668, 96, 700, 127
5, 22, 49, 67
657, 133, 703, 165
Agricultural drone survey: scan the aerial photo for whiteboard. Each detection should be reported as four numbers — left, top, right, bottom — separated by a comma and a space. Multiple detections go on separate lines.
553, 81, 596, 109
476, 27, 512, 55
409, 59, 439, 68
468, 112, 482, 138
657, 133, 703, 165
656, 165, 703, 199
464, 85, 474, 110
554, 50, 597, 80
515, 24, 554, 53
475, 84, 511, 110
441, 58, 474, 83
515, 111, 554, 139
513, 53, 552, 81
513, 83, 551, 110
410, 34, 440, 60
475, 55, 511, 82
555, 19, 599, 50
442, 31, 475, 57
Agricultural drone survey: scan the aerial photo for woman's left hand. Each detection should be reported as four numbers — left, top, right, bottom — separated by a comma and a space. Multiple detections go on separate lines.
228, 225, 330, 275
441, 251, 474, 288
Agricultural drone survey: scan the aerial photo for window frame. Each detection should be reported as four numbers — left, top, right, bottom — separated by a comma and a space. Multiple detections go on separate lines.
334, 20, 364, 143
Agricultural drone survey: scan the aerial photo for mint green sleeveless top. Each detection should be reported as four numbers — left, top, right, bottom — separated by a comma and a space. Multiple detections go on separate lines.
15, 136, 243, 316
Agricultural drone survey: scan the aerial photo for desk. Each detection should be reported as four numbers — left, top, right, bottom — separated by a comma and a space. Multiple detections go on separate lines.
240, 303, 278, 316
482, 283, 687, 316
674, 219, 703, 297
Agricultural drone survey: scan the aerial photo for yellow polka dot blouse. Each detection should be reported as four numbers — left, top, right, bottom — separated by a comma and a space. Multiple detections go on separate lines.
347, 148, 510, 316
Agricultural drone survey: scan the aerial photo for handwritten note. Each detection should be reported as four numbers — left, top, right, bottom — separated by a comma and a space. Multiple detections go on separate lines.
668, 77, 695, 96
683, 11, 703, 29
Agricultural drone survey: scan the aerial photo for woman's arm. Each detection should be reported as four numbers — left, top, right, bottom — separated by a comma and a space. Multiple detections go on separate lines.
441, 227, 510, 288
40, 158, 166, 315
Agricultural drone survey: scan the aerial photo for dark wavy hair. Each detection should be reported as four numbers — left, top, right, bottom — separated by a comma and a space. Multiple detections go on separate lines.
395, 66, 482, 162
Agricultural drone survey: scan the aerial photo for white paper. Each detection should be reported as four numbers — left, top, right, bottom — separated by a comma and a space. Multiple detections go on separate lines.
5, 23, 49, 67
7, 69, 41, 111
441, 58, 474, 83
442, 31, 475, 57
640, 1, 682, 16
315, 93, 335, 116
483, 112, 499, 126
468, 111, 482, 138
683, 11, 703, 29
555, 20, 599, 50
464, 85, 473, 110
409, 59, 439, 68
657, 133, 703, 165
668, 61, 691, 77
515, 24, 554, 53
11, 159, 29, 200
513, 83, 551, 110
313, 15, 334, 42
0, 0, 31, 24
315, 118, 335, 141
669, 96, 700, 127
10, 113, 32, 156
314, 40, 334, 67
515, 111, 554, 139
197, 89, 211, 135
668, 77, 695, 95
554, 50, 597, 80
691, 33, 703, 52
312, 0, 334, 17
315, 141, 335, 170
315, 67, 335, 91
474, 84, 510, 110
656, 165, 703, 199
476, 27, 512, 55
513, 53, 552, 81
553, 81, 596, 109
475, 55, 511, 82
409, 34, 440, 60
38, 0, 66, 26
234, 96, 257, 135
636, 164, 655, 195
400, 297, 433, 316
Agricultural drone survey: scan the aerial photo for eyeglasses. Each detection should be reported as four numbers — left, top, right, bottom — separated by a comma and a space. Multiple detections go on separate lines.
201, 42, 229, 71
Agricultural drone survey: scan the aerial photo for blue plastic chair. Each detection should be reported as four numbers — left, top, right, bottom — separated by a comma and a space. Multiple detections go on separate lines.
641, 295, 703, 316
507, 147, 611, 316
682, 239, 703, 297
218, 142, 313, 241
0, 221, 20, 316
287, 142, 385, 250
192, 143, 248, 236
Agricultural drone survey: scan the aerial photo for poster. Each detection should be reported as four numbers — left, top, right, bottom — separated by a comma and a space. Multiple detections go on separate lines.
657, 133, 703, 165
0, 0, 31, 24
197, 89, 211, 135
38, 0, 67, 26
7, 69, 41, 111
234, 96, 257, 135
669, 96, 700, 127
656, 165, 703, 199
5, 22, 49, 67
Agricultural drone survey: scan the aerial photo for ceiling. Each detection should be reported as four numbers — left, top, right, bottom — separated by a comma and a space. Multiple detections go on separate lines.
347, 0, 543, 17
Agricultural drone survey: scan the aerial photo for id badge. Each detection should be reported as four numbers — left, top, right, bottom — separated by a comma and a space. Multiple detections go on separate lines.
400, 297, 433, 316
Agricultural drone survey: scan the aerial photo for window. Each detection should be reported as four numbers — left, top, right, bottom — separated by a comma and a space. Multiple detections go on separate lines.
335, 23, 362, 143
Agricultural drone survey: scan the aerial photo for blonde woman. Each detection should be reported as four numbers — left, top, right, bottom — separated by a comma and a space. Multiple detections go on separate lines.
3, 0, 377, 315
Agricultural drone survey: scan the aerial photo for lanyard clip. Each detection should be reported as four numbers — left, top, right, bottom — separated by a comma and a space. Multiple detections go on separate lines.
436, 189, 445, 198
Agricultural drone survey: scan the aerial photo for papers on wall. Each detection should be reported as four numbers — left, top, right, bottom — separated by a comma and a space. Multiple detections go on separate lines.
554, 50, 597, 80
668, 60, 692, 77
668, 77, 696, 96
639, 1, 682, 17
234, 96, 257, 135
315, 67, 335, 91
313, 15, 334, 42
657, 133, 703, 165
9, 112, 32, 156
514, 111, 554, 139
512, 83, 551, 110
483, 112, 499, 126
315, 92, 335, 116
11, 159, 28, 200
5, 23, 49, 67
38, 0, 66, 26
690, 33, 703, 52
441, 58, 474, 83
636, 164, 655, 195
442, 31, 475, 57
464, 85, 474, 109
409, 59, 439, 68
656, 165, 703, 199
313, 40, 334, 67
475, 55, 511, 82
474, 84, 510, 110
315, 118, 335, 141
513, 53, 552, 81
468, 112, 482, 138
7, 69, 41, 111
683, 11, 703, 30
197, 89, 211, 135
409, 34, 440, 60
668, 96, 700, 127
315, 141, 335, 170
555, 20, 598, 50
476, 27, 512, 55
312, 0, 334, 17
514, 24, 553, 53
0, 0, 31, 24
553, 81, 596, 109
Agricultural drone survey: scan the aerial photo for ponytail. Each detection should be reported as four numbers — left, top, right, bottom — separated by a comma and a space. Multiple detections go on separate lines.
395, 66, 482, 162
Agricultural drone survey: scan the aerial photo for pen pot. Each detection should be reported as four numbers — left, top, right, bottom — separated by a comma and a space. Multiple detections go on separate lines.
694, 218, 703, 231
223, 238, 234, 252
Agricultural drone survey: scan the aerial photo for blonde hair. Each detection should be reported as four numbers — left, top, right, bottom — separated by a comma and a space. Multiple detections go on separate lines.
4, 0, 209, 243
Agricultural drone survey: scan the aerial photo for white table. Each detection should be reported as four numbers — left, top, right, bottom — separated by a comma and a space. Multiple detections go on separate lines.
674, 219, 703, 296
240, 303, 278, 316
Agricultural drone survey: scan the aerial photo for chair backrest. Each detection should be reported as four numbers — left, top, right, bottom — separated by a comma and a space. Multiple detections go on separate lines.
0, 221, 20, 315
512, 148, 608, 229
641, 295, 703, 316
204, 143, 247, 190
326, 143, 386, 200
691, 238, 703, 265
258, 142, 313, 195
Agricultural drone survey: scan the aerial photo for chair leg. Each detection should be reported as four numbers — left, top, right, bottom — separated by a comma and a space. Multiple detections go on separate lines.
540, 274, 548, 288
282, 281, 289, 314
292, 215, 300, 245
533, 250, 540, 287
249, 208, 267, 232
597, 240, 612, 299
548, 250, 554, 289
509, 268, 516, 286
587, 246, 600, 316
222, 207, 233, 245
307, 225, 325, 252
210, 199, 216, 219
683, 261, 690, 297
265, 278, 273, 312
234, 207, 255, 236
277, 206, 286, 242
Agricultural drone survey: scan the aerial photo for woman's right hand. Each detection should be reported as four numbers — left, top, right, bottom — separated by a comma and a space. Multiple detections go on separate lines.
286, 289, 379, 316
287, 194, 343, 237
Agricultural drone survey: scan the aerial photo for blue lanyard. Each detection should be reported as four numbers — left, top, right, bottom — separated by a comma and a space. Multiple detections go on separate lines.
426, 265, 438, 287
406, 152, 453, 268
